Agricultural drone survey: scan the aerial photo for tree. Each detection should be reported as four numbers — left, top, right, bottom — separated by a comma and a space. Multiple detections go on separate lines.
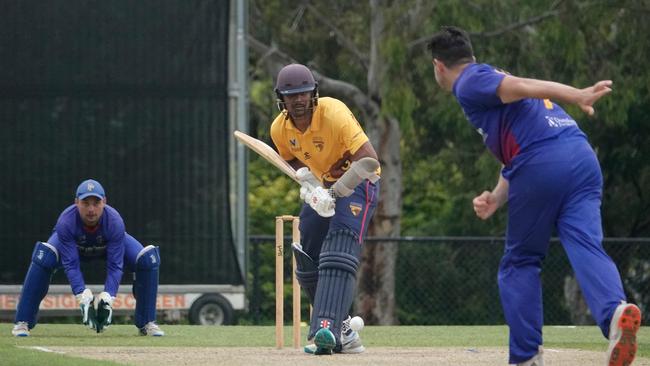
248, 0, 650, 324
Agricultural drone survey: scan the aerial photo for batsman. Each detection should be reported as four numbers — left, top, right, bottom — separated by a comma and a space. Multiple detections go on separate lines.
270, 63, 380, 355
11, 179, 164, 337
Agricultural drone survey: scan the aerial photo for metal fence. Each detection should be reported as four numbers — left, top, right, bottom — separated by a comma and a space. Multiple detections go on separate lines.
247, 236, 650, 326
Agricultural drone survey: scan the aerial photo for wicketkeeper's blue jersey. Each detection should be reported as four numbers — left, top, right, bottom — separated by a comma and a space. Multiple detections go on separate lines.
53, 204, 125, 296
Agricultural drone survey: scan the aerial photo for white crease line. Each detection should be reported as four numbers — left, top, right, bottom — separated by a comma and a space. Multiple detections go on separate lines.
25, 346, 67, 354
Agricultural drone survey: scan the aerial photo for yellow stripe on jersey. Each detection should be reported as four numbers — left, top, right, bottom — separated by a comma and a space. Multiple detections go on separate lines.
543, 99, 553, 109
270, 97, 369, 184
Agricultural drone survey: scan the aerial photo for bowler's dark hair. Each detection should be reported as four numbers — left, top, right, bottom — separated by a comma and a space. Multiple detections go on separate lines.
426, 26, 474, 67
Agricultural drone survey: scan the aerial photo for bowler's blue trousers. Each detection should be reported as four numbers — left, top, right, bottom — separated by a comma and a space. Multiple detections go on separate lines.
500, 136, 625, 364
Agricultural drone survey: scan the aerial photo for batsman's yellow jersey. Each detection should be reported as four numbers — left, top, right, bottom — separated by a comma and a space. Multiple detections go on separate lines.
271, 97, 369, 185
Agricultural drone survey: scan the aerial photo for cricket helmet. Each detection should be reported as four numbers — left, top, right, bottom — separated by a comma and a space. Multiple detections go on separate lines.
275, 63, 319, 112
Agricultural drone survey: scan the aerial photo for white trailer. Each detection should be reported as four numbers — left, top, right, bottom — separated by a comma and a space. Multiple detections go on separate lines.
0, 284, 246, 326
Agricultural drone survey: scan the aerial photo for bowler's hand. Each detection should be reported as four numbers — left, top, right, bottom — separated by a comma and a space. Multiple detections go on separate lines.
472, 191, 499, 220
578, 80, 612, 116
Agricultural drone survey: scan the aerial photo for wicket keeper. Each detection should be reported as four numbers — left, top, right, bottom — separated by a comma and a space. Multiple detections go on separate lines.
11, 179, 164, 337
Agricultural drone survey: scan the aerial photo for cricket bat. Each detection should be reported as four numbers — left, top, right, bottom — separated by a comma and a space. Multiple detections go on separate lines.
233, 130, 299, 183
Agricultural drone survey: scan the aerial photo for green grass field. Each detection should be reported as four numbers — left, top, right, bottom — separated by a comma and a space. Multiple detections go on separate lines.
1, 323, 648, 365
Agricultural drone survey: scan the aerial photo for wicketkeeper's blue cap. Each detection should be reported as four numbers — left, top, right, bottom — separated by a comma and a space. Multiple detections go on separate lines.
76, 179, 106, 200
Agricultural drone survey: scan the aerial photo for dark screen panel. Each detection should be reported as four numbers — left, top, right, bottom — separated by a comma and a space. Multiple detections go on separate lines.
0, 0, 239, 285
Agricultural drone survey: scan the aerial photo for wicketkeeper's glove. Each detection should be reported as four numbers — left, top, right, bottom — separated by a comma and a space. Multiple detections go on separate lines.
76, 288, 97, 329
94, 291, 114, 333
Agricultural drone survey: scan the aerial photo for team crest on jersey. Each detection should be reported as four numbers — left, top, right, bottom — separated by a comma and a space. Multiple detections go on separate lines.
312, 136, 325, 151
349, 202, 362, 216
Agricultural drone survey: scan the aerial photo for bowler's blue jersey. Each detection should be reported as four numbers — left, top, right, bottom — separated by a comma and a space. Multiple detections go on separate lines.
53, 205, 125, 296
452, 63, 586, 173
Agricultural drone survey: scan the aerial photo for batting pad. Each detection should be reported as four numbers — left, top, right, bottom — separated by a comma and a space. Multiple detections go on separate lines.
134, 245, 160, 328
292, 242, 318, 304
309, 229, 361, 343
15, 242, 59, 328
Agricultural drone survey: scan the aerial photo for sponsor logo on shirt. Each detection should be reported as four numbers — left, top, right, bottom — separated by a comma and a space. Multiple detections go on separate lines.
322, 152, 353, 183
545, 116, 576, 128
313, 137, 324, 151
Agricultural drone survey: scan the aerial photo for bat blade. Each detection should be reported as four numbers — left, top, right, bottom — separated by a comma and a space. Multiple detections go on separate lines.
234, 130, 299, 183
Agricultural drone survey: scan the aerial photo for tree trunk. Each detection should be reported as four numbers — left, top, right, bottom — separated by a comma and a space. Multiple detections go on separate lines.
356, 115, 401, 324
563, 275, 593, 325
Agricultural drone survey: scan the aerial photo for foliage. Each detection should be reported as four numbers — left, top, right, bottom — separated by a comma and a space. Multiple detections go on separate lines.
247, 0, 650, 325
247, 158, 301, 235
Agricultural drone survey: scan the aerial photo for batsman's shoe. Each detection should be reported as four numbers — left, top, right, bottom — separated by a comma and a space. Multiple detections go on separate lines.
303, 343, 317, 354
139, 321, 165, 337
340, 316, 365, 354
11, 321, 30, 337
313, 327, 336, 355
606, 302, 641, 366
516, 346, 543, 366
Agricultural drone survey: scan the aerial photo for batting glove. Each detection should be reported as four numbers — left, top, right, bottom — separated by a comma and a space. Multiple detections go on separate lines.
305, 186, 336, 217
296, 167, 322, 200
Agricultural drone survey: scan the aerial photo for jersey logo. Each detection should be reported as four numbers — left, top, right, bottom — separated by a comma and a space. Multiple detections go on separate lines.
349, 203, 362, 216
312, 136, 324, 152
289, 138, 301, 152
545, 116, 576, 128
304, 152, 311, 160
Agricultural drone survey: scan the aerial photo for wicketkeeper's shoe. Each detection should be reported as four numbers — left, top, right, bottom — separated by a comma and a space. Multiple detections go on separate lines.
606, 302, 641, 366
340, 316, 365, 354
139, 321, 165, 336
11, 321, 30, 337
313, 327, 336, 355
516, 346, 543, 366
